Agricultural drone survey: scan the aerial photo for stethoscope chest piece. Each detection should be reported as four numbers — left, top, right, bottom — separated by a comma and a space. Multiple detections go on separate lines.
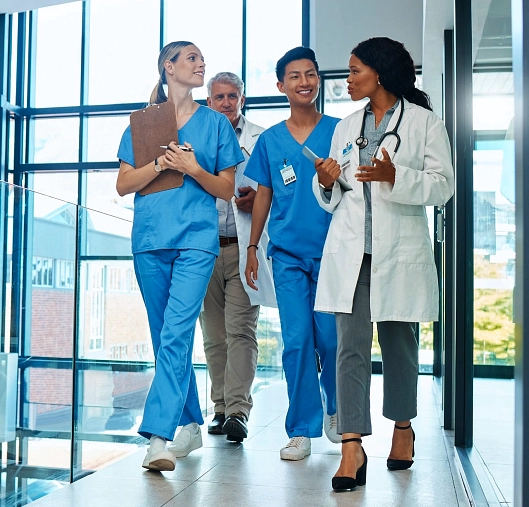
355, 136, 369, 149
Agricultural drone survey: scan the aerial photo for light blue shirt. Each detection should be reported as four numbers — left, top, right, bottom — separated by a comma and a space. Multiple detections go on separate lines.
217, 116, 244, 238
245, 115, 340, 258
361, 100, 398, 253
117, 105, 244, 255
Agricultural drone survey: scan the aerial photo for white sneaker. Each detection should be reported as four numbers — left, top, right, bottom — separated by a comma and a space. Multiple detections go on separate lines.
324, 412, 341, 443
168, 423, 203, 458
280, 436, 311, 461
142, 436, 176, 471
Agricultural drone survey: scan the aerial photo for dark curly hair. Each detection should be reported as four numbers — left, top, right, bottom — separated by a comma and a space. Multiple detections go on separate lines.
276, 46, 319, 82
351, 37, 432, 111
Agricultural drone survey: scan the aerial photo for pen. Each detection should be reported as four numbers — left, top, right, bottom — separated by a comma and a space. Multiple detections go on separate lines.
160, 145, 194, 152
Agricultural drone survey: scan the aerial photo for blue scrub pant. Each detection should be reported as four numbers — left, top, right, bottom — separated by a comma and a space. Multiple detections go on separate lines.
133, 248, 216, 441
271, 249, 337, 438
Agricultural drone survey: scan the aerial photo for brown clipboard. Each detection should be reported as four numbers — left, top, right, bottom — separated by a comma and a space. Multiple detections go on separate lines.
129, 100, 184, 196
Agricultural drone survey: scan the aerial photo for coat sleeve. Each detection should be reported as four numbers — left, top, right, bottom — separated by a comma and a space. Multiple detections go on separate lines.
379, 114, 455, 206
311, 125, 345, 213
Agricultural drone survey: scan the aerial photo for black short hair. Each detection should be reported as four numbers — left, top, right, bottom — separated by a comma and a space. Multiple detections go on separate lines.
276, 46, 319, 82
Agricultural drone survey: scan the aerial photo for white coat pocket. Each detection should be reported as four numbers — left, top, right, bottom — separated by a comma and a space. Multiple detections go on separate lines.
397, 215, 434, 265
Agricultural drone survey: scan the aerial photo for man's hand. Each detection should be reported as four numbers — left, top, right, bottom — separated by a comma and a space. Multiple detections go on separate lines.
355, 147, 396, 184
235, 186, 256, 213
245, 248, 259, 291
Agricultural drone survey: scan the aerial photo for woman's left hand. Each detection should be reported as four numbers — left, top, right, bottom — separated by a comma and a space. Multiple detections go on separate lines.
355, 147, 396, 184
162, 141, 200, 177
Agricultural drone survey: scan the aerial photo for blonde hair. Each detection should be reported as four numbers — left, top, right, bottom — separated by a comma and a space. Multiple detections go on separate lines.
149, 41, 194, 105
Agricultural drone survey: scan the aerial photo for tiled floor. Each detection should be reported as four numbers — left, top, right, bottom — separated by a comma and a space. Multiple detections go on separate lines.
30, 375, 470, 507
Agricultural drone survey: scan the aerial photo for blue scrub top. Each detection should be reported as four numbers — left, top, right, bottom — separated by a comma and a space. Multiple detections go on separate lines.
245, 114, 340, 259
117, 105, 244, 255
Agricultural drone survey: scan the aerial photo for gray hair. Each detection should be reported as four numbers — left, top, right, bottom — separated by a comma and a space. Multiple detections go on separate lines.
207, 72, 245, 97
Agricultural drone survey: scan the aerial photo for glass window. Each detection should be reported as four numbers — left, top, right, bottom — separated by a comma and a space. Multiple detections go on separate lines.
79, 261, 151, 361
8, 15, 18, 105
323, 78, 367, 119
88, 0, 160, 105
87, 116, 131, 162
246, 0, 302, 96
244, 107, 291, 129
31, 172, 79, 208
34, 3, 82, 107
85, 171, 133, 225
32, 257, 54, 287
164, 0, 243, 101
472, 0, 514, 504
56, 259, 74, 289
33, 118, 81, 163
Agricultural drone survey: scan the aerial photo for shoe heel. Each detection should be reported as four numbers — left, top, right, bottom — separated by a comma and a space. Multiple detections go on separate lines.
356, 448, 368, 486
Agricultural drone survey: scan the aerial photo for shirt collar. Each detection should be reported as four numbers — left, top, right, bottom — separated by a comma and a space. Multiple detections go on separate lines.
366, 99, 399, 114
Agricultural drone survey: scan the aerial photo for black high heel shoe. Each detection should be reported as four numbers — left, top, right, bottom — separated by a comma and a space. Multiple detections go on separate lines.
387, 423, 415, 470
332, 437, 368, 491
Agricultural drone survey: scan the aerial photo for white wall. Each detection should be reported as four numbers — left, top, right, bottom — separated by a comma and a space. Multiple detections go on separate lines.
310, 0, 424, 71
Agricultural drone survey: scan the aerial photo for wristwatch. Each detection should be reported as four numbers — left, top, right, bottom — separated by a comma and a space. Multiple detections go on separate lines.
318, 181, 333, 191
154, 158, 163, 173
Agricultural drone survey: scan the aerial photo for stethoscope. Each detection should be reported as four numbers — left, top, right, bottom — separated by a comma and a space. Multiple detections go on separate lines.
355, 97, 404, 158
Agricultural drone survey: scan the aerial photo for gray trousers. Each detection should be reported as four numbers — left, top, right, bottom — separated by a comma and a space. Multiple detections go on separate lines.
335, 254, 418, 435
199, 243, 260, 419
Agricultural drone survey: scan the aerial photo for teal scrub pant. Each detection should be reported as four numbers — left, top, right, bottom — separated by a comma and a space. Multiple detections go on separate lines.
271, 249, 337, 438
134, 248, 216, 441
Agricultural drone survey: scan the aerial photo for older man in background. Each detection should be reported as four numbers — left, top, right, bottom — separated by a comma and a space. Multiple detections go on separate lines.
199, 72, 276, 443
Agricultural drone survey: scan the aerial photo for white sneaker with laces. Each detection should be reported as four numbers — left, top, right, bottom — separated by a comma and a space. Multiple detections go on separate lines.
168, 423, 203, 458
324, 412, 341, 443
280, 436, 311, 461
142, 435, 176, 471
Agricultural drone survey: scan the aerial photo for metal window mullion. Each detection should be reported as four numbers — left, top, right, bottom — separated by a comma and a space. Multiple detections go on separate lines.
512, 0, 529, 505
442, 29, 455, 431
301, 0, 309, 47
70, 0, 91, 484
453, 0, 474, 449
160, 0, 164, 49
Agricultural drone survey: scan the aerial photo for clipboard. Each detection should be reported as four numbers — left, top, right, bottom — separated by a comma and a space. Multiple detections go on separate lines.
129, 100, 183, 196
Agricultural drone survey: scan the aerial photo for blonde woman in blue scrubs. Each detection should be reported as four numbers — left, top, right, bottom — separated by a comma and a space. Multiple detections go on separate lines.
116, 41, 243, 472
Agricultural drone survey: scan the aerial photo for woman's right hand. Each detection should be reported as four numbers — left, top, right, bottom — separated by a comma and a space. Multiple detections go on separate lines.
161, 141, 198, 175
245, 248, 260, 291
315, 157, 341, 189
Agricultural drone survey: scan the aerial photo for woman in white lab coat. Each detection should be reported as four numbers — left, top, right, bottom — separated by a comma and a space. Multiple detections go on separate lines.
313, 37, 454, 491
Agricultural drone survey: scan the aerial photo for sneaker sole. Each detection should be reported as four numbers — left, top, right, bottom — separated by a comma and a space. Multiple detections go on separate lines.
222, 420, 248, 440
142, 458, 175, 471
169, 439, 203, 458
325, 432, 342, 444
280, 450, 311, 461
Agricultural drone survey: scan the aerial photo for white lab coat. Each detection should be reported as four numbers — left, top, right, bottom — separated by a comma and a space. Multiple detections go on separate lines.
313, 100, 454, 321
232, 116, 277, 308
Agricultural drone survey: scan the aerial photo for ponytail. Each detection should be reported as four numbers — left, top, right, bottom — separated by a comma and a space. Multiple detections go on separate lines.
149, 79, 167, 105
403, 87, 432, 111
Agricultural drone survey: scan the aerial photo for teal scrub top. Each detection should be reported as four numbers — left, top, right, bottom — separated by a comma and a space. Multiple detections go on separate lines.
117, 105, 244, 255
245, 115, 340, 259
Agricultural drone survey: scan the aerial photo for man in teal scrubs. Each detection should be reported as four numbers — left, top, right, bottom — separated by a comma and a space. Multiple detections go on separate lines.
244, 47, 340, 461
